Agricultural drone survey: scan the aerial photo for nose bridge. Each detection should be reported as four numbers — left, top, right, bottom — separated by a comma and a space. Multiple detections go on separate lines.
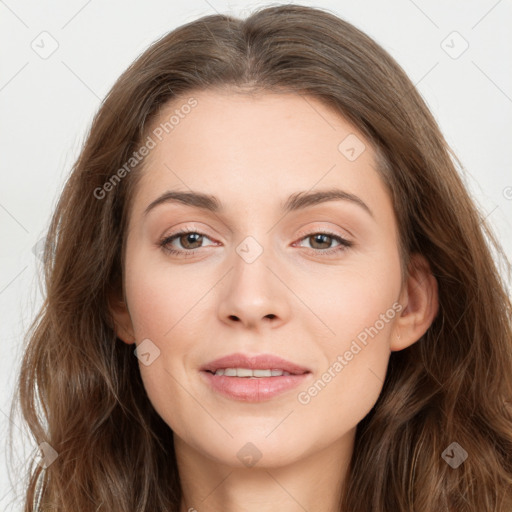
217, 232, 289, 328
232, 233, 276, 302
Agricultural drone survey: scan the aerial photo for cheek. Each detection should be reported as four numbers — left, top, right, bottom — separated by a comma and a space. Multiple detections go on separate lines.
124, 248, 206, 340
303, 245, 401, 349
297, 244, 401, 414
292, 296, 397, 453
298, 323, 393, 410
123, 252, 214, 424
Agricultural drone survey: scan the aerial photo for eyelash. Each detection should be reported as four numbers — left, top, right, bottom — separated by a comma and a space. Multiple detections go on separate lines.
158, 227, 353, 257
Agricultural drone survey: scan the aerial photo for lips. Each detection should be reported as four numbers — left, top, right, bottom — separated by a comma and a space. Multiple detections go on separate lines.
200, 352, 311, 375
200, 352, 312, 402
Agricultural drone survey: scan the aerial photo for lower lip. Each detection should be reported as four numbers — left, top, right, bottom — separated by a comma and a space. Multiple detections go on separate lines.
200, 371, 311, 402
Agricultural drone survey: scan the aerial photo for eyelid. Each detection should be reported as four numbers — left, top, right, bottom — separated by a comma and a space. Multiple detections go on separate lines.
294, 220, 355, 240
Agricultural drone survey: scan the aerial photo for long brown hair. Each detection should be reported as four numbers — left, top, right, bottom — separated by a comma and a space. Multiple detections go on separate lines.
11, 4, 512, 511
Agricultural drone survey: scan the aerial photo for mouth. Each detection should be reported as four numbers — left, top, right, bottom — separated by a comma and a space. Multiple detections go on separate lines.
200, 353, 312, 402
204, 368, 303, 377
201, 352, 311, 375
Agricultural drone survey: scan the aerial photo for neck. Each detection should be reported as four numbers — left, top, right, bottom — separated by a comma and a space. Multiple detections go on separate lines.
176, 430, 354, 512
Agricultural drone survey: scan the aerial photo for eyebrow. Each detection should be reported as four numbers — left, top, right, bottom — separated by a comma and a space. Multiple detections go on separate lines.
143, 188, 374, 218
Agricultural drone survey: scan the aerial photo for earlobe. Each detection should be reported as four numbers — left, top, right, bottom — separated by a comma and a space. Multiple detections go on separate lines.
108, 293, 136, 345
391, 253, 439, 351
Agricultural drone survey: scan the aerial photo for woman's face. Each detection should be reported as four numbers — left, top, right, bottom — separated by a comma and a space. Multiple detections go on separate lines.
115, 89, 411, 469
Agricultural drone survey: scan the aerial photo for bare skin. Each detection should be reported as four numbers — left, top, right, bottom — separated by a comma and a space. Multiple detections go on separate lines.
110, 89, 438, 512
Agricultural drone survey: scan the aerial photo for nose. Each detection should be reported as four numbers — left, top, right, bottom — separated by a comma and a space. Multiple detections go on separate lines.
216, 243, 291, 331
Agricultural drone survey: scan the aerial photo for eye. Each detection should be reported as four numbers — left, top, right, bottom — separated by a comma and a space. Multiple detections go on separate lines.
159, 228, 217, 256
158, 229, 353, 257
294, 231, 353, 256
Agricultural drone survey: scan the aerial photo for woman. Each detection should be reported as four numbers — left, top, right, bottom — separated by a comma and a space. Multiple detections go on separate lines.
13, 4, 512, 511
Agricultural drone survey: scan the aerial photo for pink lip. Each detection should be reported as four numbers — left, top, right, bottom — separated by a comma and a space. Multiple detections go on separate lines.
200, 352, 312, 402
201, 352, 311, 374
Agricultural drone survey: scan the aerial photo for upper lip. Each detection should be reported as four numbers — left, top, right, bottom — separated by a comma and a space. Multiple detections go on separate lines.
201, 353, 311, 375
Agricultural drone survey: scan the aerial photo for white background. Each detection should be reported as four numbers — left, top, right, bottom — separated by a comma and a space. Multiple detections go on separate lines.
1, 0, 511, 509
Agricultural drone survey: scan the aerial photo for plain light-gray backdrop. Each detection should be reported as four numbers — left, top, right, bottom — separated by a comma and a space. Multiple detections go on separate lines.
1, 1, 511, 509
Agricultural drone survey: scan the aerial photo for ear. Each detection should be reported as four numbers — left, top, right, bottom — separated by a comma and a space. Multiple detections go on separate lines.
107, 288, 136, 345
391, 253, 439, 351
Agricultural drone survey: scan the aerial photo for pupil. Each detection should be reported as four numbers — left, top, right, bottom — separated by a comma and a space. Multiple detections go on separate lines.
184, 233, 201, 248
313, 234, 330, 249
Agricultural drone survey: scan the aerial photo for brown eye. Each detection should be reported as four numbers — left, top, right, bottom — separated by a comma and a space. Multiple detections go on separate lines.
295, 231, 353, 256
159, 229, 216, 256
308, 233, 335, 250
177, 232, 203, 250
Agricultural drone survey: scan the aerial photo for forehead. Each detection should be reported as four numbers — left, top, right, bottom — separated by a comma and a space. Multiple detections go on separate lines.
130, 89, 389, 220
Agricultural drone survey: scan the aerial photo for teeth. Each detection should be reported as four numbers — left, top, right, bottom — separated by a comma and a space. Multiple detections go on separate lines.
213, 368, 292, 377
